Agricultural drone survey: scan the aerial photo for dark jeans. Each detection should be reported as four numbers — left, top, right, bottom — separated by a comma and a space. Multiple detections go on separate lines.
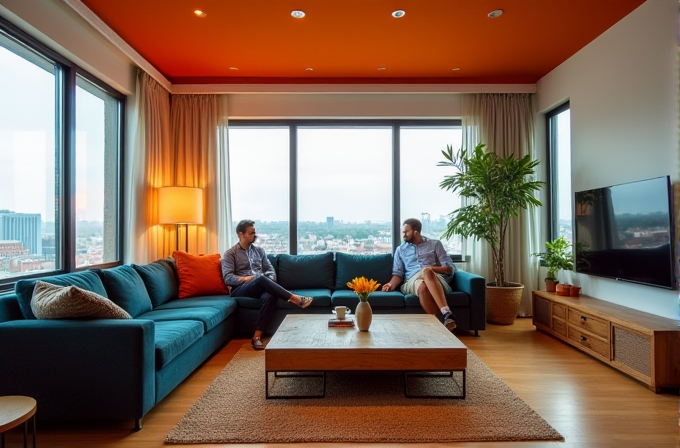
231, 275, 293, 332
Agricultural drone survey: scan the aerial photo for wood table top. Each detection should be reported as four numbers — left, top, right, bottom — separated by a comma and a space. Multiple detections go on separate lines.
265, 314, 467, 372
0, 396, 36, 433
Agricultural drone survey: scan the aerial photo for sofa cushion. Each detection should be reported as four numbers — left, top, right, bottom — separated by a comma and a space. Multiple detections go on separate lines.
172, 251, 229, 299
404, 291, 471, 307
277, 253, 334, 290
267, 254, 278, 277
15, 270, 109, 320
331, 290, 406, 308
154, 320, 204, 369
132, 261, 179, 307
136, 306, 229, 332
30, 281, 131, 319
154, 296, 237, 317
95, 265, 153, 318
335, 252, 393, 290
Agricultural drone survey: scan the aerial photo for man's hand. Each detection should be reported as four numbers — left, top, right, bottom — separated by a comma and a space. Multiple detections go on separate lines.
382, 283, 392, 291
241, 275, 255, 282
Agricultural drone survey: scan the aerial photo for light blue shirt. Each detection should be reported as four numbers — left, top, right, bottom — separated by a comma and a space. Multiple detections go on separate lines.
392, 236, 456, 281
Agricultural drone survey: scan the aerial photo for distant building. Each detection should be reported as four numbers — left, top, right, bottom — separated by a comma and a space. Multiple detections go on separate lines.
0, 212, 42, 256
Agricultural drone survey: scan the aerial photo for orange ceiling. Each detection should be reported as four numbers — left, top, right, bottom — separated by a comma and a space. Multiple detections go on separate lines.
79, 0, 646, 85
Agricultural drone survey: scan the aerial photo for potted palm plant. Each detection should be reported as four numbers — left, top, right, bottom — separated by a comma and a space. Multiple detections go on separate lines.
533, 236, 574, 292
438, 143, 543, 324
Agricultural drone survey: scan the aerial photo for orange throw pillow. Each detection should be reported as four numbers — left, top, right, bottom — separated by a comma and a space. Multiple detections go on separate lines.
172, 251, 229, 299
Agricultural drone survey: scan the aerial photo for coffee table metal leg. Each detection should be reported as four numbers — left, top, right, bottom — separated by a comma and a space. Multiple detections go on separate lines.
403, 370, 466, 398
32, 415, 36, 448
266, 371, 326, 399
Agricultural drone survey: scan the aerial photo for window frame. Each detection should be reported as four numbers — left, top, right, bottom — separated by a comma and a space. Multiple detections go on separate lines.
227, 119, 461, 255
545, 101, 571, 242
0, 16, 125, 291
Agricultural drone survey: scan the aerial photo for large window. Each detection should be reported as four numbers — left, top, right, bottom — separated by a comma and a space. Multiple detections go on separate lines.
547, 103, 572, 242
227, 121, 462, 255
227, 126, 290, 254
0, 19, 123, 288
400, 126, 463, 254
298, 126, 392, 254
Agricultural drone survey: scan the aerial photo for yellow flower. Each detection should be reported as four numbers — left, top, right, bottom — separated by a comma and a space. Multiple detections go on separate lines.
346, 276, 381, 302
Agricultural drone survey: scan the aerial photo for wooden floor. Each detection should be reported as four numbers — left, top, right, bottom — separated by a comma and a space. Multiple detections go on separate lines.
3, 317, 678, 447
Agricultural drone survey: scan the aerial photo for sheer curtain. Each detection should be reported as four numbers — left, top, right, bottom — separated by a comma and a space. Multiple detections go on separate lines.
127, 70, 173, 263
216, 95, 232, 249
170, 94, 221, 255
460, 93, 541, 316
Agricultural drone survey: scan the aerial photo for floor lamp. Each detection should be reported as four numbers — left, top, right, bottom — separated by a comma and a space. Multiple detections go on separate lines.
159, 186, 204, 252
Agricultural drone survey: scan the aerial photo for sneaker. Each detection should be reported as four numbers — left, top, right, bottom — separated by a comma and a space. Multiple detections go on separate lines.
442, 312, 457, 332
290, 296, 313, 309
251, 338, 265, 351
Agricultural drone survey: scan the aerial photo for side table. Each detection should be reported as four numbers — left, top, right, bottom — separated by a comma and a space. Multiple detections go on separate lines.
0, 396, 36, 448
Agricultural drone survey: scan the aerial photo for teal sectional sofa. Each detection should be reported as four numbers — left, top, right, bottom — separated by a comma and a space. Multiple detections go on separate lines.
0, 252, 485, 429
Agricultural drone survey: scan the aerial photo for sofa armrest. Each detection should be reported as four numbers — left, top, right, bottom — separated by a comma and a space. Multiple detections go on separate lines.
451, 270, 486, 332
0, 319, 156, 421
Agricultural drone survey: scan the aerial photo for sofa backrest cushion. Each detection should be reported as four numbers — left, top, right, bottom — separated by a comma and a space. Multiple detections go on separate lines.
15, 270, 108, 320
278, 252, 334, 290
267, 253, 279, 277
335, 252, 394, 290
95, 265, 153, 317
132, 260, 179, 307
31, 281, 131, 319
172, 251, 229, 299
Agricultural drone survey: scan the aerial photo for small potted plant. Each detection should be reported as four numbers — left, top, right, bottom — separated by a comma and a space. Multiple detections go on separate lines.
533, 236, 574, 293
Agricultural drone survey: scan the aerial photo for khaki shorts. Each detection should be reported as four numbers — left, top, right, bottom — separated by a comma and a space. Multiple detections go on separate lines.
400, 269, 452, 296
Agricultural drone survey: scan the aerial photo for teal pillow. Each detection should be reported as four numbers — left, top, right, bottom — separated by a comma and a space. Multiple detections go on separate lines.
278, 253, 334, 290
15, 270, 108, 320
132, 261, 179, 307
335, 252, 393, 289
95, 265, 153, 317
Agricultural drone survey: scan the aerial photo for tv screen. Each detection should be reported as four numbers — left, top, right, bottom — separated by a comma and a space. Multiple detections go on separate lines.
574, 175, 675, 289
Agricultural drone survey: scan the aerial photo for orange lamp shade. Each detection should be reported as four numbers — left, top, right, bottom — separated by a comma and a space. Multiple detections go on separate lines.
158, 187, 204, 224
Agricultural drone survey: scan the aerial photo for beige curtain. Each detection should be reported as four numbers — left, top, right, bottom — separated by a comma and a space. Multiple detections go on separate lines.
170, 94, 221, 255
127, 70, 173, 263
461, 93, 541, 316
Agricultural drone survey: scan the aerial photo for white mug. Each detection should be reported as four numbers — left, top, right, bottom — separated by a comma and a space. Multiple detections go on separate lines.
335, 306, 348, 319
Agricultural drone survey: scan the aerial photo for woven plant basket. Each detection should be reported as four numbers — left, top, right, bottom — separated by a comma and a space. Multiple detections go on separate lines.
486, 282, 524, 325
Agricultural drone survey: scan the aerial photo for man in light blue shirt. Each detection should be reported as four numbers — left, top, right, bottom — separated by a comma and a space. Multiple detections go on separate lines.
382, 218, 457, 331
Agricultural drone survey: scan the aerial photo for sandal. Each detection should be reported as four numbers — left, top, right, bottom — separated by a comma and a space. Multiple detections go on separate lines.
289, 296, 313, 309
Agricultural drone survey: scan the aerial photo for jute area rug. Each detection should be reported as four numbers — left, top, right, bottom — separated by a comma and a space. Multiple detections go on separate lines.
166, 344, 563, 444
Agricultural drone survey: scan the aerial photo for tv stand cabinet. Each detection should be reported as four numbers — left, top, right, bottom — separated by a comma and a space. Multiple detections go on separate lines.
532, 290, 680, 392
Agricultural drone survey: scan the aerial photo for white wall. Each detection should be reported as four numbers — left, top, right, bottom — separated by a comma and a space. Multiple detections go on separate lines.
537, 0, 679, 320
225, 93, 463, 119
0, 0, 136, 95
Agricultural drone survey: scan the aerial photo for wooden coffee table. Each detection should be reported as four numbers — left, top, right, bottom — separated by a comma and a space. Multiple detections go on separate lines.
0, 396, 36, 448
265, 314, 467, 399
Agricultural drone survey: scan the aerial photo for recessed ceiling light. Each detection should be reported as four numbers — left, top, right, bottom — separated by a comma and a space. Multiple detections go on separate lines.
488, 9, 503, 18
229, 67, 238, 71
392, 10, 405, 18
194, 10, 207, 18
378, 67, 386, 71
305, 67, 313, 71
291, 10, 305, 18
452, 68, 460, 71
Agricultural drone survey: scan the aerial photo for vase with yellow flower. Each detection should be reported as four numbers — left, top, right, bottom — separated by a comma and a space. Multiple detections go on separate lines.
346, 276, 381, 331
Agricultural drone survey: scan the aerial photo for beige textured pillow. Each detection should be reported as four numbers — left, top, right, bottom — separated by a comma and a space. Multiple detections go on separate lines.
30, 281, 131, 319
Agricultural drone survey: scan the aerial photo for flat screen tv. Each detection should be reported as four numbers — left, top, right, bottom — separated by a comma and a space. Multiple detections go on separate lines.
573, 175, 675, 289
